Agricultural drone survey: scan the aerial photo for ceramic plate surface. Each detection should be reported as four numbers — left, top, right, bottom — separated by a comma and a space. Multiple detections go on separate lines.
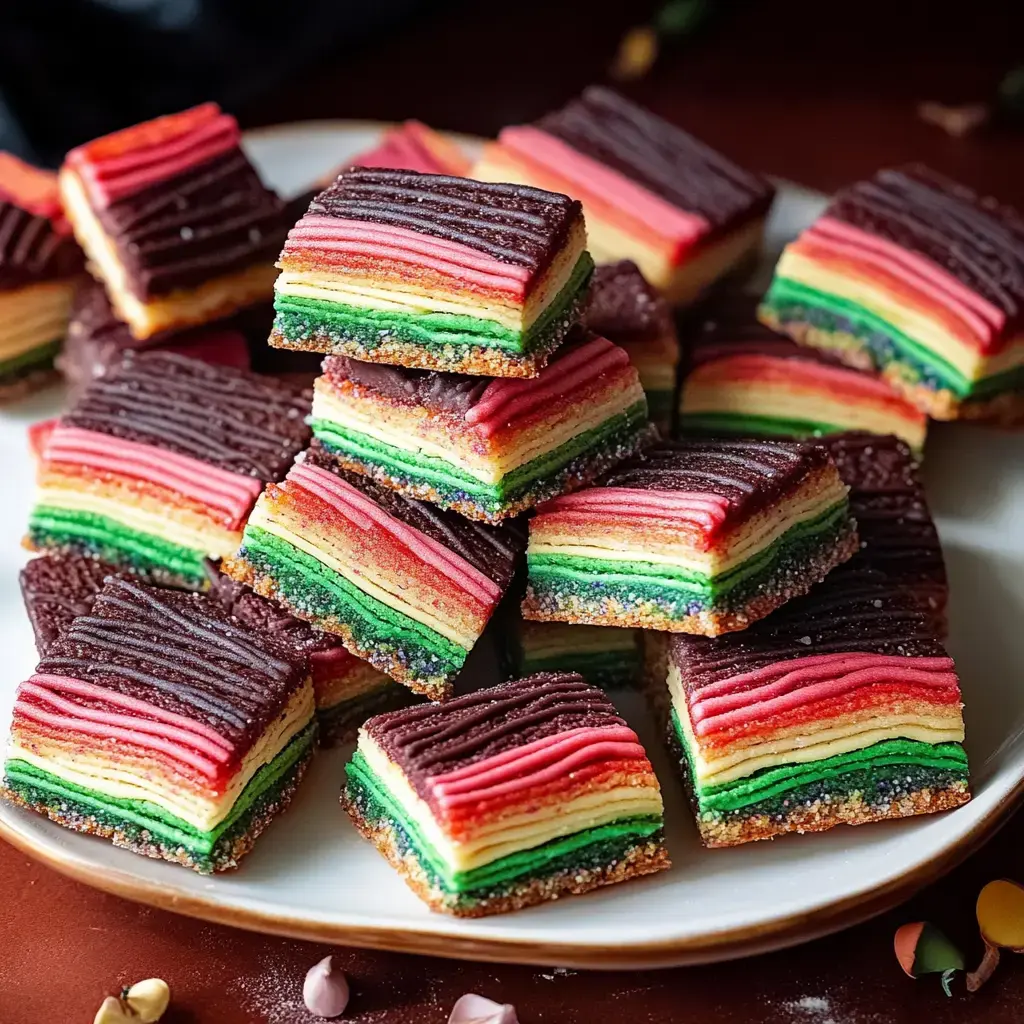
1, 122, 1022, 968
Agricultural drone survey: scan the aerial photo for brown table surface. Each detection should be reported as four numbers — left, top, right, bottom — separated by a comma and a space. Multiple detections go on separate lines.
4, 2, 1024, 1021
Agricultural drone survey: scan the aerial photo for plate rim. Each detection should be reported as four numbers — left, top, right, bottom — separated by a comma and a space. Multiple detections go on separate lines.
3, 119, 1022, 970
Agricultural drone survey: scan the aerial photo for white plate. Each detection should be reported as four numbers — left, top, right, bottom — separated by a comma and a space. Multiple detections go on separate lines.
1, 122, 1022, 969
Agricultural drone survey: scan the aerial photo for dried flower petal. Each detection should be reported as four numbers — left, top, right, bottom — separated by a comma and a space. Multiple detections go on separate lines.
967, 879, 1024, 992
448, 993, 519, 1024
894, 922, 963, 996
303, 956, 350, 1018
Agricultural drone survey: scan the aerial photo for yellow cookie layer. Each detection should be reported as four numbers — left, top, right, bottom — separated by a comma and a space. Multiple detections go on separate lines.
667, 663, 964, 786
246, 499, 481, 647
316, 662, 393, 709
530, 470, 848, 577
520, 622, 638, 658
0, 280, 76, 360
60, 167, 277, 340
359, 735, 663, 873
11, 683, 314, 832
778, 246, 1024, 383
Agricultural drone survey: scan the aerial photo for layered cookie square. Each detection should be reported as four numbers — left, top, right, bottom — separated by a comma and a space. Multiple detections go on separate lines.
583, 260, 680, 434
270, 167, 593, 377
2, 577, 317, 872
523, 439, 858, 635
342, 672, 668, 916
472, 86, 774, 305
828, 432, 947, 626
60, 103, 288, 340
662, 570, 969, 847
353, 120, 471, 176
225, 445, 525, 700
308, 330, 654, 523
27, 352, 311, 589
205, 569, 414, 746
58, 280, 250, 396
514, 620, 643, 690
760, 165, 1024, 422
0, 153, 84, 398
679, 296, 927, 450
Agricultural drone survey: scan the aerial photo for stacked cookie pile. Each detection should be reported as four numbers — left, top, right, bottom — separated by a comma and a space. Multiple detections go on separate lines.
5, 82, 1015, 919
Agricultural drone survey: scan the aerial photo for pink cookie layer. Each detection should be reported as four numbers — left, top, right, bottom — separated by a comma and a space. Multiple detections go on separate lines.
44, 425, 262, 528
66, 103, 241, 210
353, 123, 464, 175
498, 125, 709, 258
689, 653, 960, 736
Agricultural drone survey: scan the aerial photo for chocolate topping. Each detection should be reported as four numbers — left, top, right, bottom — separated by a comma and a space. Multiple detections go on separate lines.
826, 165, 1024, 326
0, 202, 83, 289
38, 577, 307, 752
20, 554, 119, 656
364, 672, 626, 801
583, 260, 673, 340
305, 443, 525, 588
537, 87, 775, 233
600, 438, 835, 525
95, 150, 287, 300
670, 569, 947, 694
311, 167, 581, 274
64, 351, 311, 479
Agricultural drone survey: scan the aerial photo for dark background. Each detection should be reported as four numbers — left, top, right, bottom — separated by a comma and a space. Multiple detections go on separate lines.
2, 1, 1024, 1021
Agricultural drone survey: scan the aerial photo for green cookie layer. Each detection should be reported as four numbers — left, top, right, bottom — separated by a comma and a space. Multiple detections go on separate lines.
0, 336, 62, 380
311, 400, 649, 518
519, 649, 641, 690
527, 500, 851, 619
238, 525, 467, 693
4, 724, 316, 872
274, 253, 594, 357
679, 410, 848, 440
28, 505, 208, 586
345, 750, 661, 905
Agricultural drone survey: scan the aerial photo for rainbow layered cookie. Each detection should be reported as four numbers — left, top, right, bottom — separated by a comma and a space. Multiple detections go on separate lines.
270, 167, 592, 377
583, 260, 680, 434
663, 570, 969, 847
828, 432, 947, 626
2, 577, 316, 872
472, 87, 774, 305
523, 439, 858, 636
514, 620, 642, 690
679, 296, 927, 450
309, 331, 653, 523
58, 280, 250, 396
353, 121, 471, 176
0, 153, 84, 398
342, 672, 668, 916
760, 166, 1024, 422
60, 103, 288, 340
205, 568, 413, 746
27, 352, 310, 589
225, 445, 525, 700
20, 553, 118, 655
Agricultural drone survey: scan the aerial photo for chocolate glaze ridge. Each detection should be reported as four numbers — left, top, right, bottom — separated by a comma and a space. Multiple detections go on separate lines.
310, 167, 581, 275
584, 260, 673, 340
96, 149, 287, 301
670, 569, 948, 695
305, 443, 525, 588
537, 87, 775, 233
37, 577, 307, 753
64, 351, 311, 480
826, 165, 1024, 326
0, 202, 83, 289
599, 438, 836, 527
20, 554, 119, 656
363, 672, 627, 802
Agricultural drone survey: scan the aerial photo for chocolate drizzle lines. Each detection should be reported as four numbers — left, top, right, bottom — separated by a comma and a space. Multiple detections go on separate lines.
0, 202, 82, 288
365, 673, 626, 798
584, 260, 673, 339
38, 578, 306, 748
312, 168, 581, 273
827, 165, 1024, 324
537, 87, 775, 231
64, 352, 310, 479
602, 438, 833, 525
672, 571, 948, 693
306, 443, 524, 587
96, 149, 287, 300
